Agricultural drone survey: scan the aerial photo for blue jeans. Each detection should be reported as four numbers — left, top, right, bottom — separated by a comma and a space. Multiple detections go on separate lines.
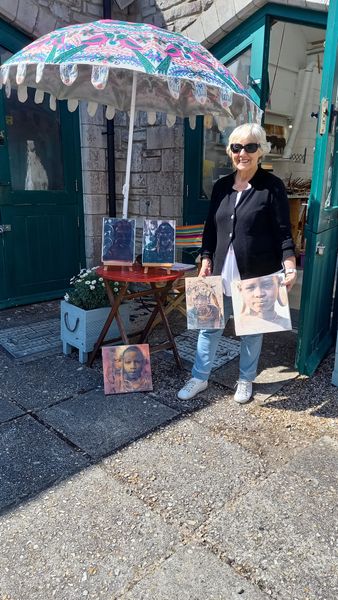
192, 295, 263, 382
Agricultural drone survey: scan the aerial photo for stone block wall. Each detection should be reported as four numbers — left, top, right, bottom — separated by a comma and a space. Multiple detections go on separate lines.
0, 1, 112, 37
79, 103, 109, 266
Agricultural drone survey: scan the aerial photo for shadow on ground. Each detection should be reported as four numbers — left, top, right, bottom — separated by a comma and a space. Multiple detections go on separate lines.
0, 301, 336, 519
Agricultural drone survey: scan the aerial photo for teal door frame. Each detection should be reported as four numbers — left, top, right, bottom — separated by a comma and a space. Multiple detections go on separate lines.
296, 0, 338, 375
183, 3, 327, 226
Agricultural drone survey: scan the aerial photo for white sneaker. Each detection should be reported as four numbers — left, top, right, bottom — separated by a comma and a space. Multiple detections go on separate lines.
177, 377, 208, 400
234, 380, 253, 404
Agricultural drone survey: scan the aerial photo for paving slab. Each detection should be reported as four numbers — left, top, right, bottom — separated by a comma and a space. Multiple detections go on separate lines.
210, 329, 299, 400
38, 389, 179, 459
0, 415, 89, 512
264, 353, 338, 419
284, 435, 338, 487
0, 467, 180, 600
190, 389, 315, 468
0, 300, 60, 330
164, 329, 240, 369
203, 436, 338, 600
149, 353, 220, 413
0, 318, 61, 359
0, 350, 102, 410
104, 418, 264, 532
125, 544, 270, 599
0, 397, 25, 423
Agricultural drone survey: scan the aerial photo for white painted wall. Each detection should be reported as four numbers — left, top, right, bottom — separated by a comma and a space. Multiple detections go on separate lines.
265, 21, 323, 182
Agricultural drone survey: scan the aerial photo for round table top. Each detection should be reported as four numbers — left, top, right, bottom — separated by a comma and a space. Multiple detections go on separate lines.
96, 264, 185, 283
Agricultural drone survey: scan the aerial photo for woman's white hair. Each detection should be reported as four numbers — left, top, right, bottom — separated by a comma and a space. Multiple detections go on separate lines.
226, 123, 271, 158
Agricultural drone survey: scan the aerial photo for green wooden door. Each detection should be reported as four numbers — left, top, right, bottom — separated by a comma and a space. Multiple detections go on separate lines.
0, 37, 84, 308
296, 0, 338, 375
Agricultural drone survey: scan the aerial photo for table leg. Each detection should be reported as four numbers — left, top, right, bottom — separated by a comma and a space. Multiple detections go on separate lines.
137, 281, 173, 343
87, 283, 128, 367
105, 281, 129, 345
149, 282, 183, 369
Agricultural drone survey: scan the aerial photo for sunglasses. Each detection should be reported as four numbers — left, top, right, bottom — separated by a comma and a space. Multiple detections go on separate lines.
230, 143, 260, 154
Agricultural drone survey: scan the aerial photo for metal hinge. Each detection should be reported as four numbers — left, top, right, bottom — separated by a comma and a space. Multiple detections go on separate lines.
75, 179, 79, 192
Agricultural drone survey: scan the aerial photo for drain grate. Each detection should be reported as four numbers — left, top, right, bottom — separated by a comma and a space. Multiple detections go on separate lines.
0, 319, 61, 360
168, 330, 241, 369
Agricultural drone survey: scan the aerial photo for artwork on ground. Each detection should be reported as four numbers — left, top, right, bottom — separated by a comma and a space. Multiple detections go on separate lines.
142, 219, 176, 266
101, 218, 136, 266
102, 344, 153, 395
231, 273, 292, 336
185, 276, 224, 330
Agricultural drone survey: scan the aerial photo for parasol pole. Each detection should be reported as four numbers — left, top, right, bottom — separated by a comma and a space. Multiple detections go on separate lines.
122, 71, 137, 219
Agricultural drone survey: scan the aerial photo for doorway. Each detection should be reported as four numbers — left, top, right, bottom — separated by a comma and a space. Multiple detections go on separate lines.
183, 4, 338, 374
263, 21, 325, 329
0, 33, 84, 309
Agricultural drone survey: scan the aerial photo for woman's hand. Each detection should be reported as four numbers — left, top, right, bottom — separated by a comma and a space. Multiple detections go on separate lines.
199, 257, 212, 277
283, 259, 297, 291
284, 270, 297, 291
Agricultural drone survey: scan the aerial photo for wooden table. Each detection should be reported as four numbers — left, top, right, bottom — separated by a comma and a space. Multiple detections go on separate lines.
87, 264, 186, 368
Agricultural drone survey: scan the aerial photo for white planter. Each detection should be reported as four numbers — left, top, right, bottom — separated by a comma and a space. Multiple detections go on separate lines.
60, 300, 130, 363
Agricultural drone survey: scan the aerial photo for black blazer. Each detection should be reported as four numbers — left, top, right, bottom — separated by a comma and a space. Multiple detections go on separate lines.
201, 167, 295, 279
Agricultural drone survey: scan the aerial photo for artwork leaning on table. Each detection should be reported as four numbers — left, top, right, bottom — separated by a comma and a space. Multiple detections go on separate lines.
141, 219, 176, 267
101, 217, 136, 266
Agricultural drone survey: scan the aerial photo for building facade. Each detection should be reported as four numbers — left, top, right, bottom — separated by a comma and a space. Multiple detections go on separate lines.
0, 0, 337, 376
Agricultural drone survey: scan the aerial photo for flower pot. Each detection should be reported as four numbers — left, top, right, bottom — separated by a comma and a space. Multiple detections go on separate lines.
60, 300, 130, 363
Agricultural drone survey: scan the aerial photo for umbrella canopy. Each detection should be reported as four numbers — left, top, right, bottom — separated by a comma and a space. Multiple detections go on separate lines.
0, 20, 261, 217
0, 20, 260, 123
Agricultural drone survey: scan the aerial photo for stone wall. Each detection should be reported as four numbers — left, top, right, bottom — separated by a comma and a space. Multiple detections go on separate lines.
114, 113, 184, 217
0, 0, 107, 37
79, 103, 109, 266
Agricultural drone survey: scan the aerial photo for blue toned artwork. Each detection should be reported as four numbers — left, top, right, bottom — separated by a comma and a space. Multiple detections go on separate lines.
101, 217, 136, 266
142, 219, 176, 266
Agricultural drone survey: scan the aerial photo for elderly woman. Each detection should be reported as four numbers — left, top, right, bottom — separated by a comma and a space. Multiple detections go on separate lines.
178, 123, 297, 404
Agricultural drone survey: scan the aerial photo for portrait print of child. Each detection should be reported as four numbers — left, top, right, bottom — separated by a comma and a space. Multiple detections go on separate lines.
141, 219, 176, 266
101, 217, 136, 266
185, 276, 224, 330
231, 273, 292, 336
102, 344, 153, 395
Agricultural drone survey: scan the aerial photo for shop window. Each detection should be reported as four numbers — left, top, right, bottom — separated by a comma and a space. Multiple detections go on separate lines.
1, 45, 64, 191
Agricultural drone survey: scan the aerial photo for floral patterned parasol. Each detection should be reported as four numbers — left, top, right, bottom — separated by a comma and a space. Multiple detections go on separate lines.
0, 20, 261, 216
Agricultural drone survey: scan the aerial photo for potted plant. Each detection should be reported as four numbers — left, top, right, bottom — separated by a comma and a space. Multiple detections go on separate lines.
60, 267, 130, 363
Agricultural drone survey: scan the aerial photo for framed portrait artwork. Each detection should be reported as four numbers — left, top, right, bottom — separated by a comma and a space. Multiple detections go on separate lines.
102, 344, 153, 395
141, 219, 176, 267
101, 217, 136, 266
231, 273, 292, 336
185, 276, 224, 330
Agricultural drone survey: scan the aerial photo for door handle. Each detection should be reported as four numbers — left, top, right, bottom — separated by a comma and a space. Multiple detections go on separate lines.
319, 98, 329, 135
0, 130, 5, 145
316, 242, 325, 256
0, 224, 11, 234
